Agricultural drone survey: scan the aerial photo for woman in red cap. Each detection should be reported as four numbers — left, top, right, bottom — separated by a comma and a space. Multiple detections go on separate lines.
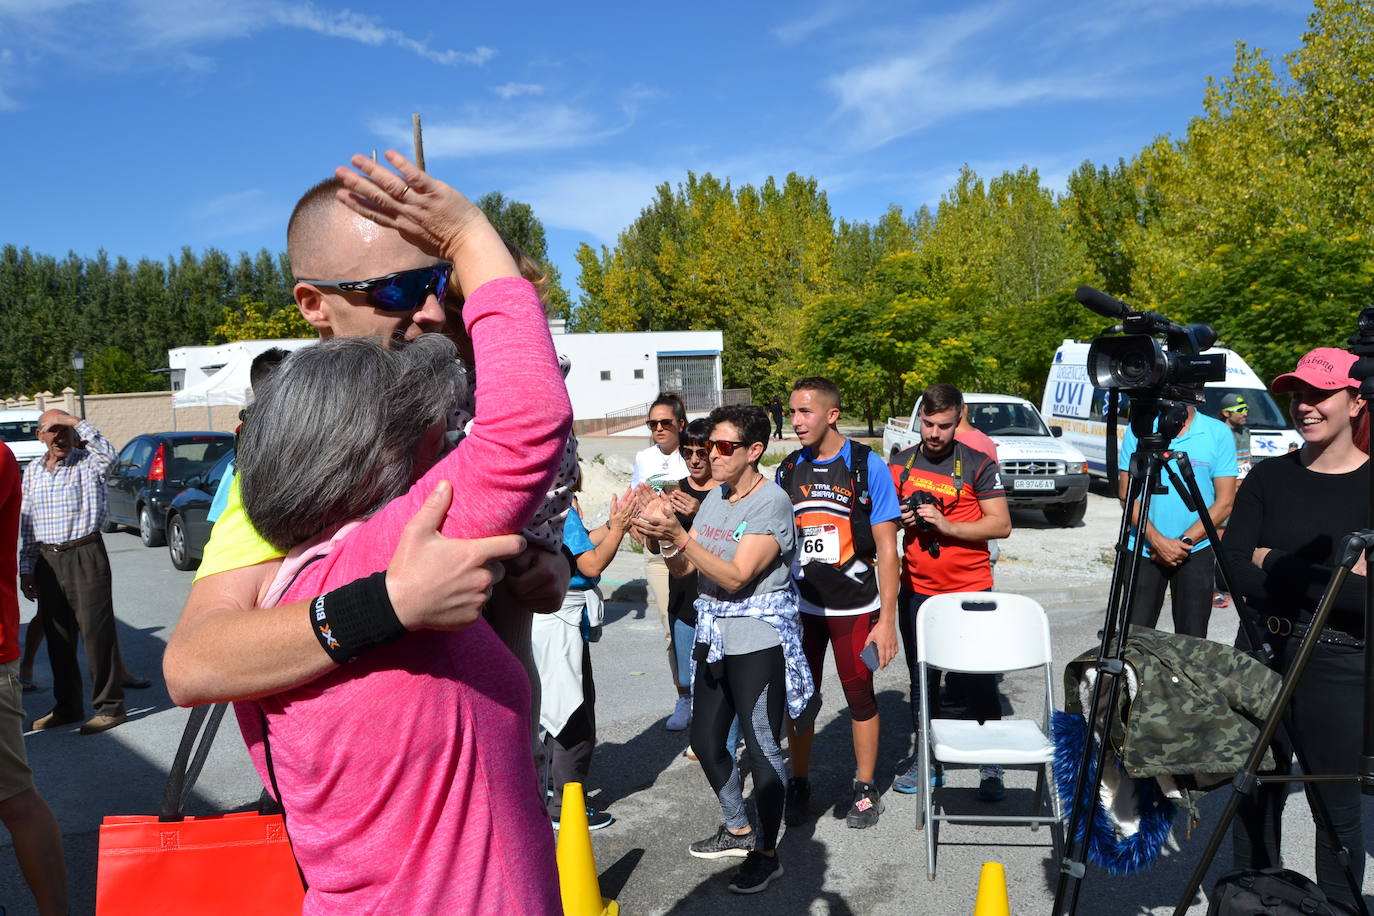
1222, 347, 1368, 907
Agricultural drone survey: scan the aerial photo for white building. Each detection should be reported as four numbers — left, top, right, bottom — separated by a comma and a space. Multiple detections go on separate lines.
550, 323, 725, 427
168, 326, 727, 427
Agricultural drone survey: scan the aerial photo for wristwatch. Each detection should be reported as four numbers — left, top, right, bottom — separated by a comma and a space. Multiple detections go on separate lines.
1179, 536, 1195, 547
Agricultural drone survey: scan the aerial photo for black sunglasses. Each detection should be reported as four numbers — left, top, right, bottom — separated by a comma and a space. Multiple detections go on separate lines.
646, 418, 678, 430
709, 439, 748, 457
299, 262, 452, 312
680, 445, 710, 460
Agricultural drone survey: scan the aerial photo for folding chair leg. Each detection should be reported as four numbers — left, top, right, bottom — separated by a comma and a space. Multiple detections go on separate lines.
1032, 765, 1045, 832
921, 733, 936, 878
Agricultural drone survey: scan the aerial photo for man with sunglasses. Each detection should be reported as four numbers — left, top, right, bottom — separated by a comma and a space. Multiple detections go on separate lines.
776, 377, 901, 829
888, 384, 1012, 801
165, 173, 568, 710
1220, 393, 1252, 479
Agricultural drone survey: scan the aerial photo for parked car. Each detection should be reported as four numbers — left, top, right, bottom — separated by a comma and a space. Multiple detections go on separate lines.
883, 392, 1091, 527
0, 409, 45, 468
164, 448, 235, 571
105, 432, 235, 547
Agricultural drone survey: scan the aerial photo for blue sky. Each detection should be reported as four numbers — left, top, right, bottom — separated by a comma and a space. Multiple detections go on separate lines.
0, 0, 1313, 302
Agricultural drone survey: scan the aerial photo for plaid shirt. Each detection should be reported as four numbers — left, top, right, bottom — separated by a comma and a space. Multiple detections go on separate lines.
19, 421, 116, 574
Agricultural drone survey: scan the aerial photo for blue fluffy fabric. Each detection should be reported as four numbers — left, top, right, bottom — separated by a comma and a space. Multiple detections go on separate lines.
1051, 709, 1177, 875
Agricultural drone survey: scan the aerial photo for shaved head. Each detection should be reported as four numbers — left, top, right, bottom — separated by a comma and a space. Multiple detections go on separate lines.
288, 177, 365, 279
287, 175, 446, 341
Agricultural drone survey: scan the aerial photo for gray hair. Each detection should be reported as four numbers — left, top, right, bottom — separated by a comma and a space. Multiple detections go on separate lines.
238, 333, 466, 550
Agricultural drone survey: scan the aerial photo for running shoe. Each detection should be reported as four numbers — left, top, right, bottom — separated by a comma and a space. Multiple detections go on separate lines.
892, 758, 942, 794
689, 824, 754, 859
845, 780, 883, 829
665, 695, 692, 731
728, 851, 784, 894
978, 765, 1006, 802
550, 807, 615, 831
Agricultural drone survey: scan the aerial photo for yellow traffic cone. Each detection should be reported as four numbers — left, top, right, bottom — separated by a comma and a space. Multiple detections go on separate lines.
556, 783, 619, 916
973, 861, 1010, 915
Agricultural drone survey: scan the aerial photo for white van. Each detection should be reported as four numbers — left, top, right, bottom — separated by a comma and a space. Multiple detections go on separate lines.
0, 409, 44, 468
1042, 340, 1302, 479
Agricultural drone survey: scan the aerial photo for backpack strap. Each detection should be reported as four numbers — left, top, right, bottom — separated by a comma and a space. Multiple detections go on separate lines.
776, 448, 805, 495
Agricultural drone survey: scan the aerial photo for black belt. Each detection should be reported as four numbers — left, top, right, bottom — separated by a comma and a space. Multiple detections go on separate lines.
37, 532, 101, 553
1264, 615, 1364, 649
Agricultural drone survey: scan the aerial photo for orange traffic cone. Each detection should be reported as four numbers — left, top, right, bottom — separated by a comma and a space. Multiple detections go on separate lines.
556, 783, 619, 916
973, 861, 1010, 915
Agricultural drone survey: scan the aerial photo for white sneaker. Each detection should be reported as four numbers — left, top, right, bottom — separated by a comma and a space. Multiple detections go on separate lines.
665, 695, 692, 731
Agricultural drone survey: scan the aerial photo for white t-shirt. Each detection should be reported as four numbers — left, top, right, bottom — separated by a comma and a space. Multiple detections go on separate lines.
631, 444, 688, 491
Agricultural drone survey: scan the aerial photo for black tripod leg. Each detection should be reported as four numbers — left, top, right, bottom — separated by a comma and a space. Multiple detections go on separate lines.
1172, 544, 1359, 915
1052, 453, 1162, 916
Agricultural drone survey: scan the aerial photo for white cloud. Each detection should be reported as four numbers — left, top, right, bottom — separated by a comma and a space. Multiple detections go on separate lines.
185, 188, 282, 238
825, 2, 1121, 150
771, 2, 850, 45
493, 82, 544, 100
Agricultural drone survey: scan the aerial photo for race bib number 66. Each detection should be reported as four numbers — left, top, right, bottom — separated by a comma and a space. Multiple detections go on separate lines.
800, 524, 841, 565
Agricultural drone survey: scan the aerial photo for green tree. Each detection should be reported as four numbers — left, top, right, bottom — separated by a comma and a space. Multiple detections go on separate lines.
87, 347, 163, 393
476, 191, 572, 319
215, 296, 314, 342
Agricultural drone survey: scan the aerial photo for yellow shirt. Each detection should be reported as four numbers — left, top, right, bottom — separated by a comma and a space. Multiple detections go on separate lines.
192, 476, 285, 581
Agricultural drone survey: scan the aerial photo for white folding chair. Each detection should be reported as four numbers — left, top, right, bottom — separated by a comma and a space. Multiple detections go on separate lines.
915, 591, 1063, 879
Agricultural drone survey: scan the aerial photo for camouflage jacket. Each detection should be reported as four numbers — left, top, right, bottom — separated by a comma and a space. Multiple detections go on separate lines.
1065, 626, 1280, 788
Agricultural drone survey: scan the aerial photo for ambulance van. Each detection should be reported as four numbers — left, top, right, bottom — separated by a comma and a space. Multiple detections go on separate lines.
1041, 340, 1302, 479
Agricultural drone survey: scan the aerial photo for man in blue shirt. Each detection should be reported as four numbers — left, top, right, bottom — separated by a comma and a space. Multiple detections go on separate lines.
1117, 405, 1238, 638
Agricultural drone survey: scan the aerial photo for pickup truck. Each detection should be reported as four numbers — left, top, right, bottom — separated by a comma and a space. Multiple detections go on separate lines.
883, 392, 1091, 526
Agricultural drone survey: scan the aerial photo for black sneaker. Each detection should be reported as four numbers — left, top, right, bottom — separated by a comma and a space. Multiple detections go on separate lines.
846, 780, 883, 829
783, 776, 811, 826
978, 765, 1006, 802
728, 851, 784, 894
550, 806, 615, 831
689, 824, 754, 859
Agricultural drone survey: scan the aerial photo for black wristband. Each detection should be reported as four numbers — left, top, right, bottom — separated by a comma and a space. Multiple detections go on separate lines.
310, 572, 407, 664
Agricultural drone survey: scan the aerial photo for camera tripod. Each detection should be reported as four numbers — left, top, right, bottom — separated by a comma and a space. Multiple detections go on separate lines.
1051, 392, 1271, 915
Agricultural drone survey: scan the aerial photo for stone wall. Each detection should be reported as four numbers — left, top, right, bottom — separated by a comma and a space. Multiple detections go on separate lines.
2, 389, 239, 450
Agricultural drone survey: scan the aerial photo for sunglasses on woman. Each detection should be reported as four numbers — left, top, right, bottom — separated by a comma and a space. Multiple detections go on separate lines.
646, 418, 678, 430
298, 262, 452, 312
709, 439, 749, 457
680, 445, 710, 460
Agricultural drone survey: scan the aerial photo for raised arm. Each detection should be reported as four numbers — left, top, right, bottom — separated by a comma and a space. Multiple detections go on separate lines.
332, 153, 572, 550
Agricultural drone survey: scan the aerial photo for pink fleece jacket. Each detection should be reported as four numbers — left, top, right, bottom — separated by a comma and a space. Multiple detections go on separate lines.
234, 276, 571, 915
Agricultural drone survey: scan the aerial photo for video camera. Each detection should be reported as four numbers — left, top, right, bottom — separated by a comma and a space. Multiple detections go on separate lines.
1076, 286, 1225, 404
904, 490, 941, 558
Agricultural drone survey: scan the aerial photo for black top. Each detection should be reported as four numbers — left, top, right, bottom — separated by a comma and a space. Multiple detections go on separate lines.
666, 477, 713, 628
1220, 451, 1370, 636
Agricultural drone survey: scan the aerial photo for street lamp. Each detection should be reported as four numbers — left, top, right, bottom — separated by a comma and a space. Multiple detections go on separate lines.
70, 349, 86, 419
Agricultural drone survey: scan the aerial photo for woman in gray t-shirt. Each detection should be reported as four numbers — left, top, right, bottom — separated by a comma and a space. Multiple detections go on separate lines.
634, 404, 812, 896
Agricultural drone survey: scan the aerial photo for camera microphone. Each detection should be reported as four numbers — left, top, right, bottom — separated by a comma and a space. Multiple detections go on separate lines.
1075, 286, 1132, 321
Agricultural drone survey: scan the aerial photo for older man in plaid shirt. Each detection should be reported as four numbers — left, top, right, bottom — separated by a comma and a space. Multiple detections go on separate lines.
19, 409, 128, 734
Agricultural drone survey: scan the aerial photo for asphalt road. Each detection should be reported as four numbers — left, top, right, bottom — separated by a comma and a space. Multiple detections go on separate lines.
1, 475, 1371, 914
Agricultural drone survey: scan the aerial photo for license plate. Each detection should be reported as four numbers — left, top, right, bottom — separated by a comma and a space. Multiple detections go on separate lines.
1012, 478, 1055, 491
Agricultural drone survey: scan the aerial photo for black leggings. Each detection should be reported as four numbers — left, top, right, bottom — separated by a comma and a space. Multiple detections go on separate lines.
1233, 638, 1367, 907
691, 646, 787, 852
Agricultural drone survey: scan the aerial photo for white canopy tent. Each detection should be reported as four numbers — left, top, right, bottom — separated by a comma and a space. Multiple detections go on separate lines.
170, 339, 314, 428
173, 348, 255, 409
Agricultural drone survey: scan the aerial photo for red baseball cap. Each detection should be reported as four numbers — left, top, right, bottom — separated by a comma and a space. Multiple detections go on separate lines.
1272, 347, 1358, 394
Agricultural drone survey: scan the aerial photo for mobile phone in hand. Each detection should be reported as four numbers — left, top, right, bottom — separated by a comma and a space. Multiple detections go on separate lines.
860, 642, 880, 672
